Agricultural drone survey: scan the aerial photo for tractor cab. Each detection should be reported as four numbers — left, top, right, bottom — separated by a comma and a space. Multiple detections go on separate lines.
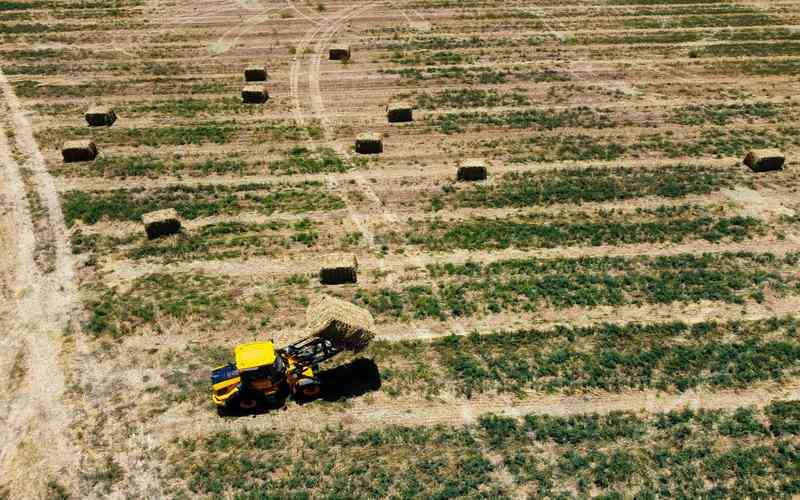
235, 342, 285, 393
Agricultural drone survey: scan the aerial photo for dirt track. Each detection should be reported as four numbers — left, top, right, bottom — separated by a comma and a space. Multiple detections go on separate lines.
0, 70, 80, 497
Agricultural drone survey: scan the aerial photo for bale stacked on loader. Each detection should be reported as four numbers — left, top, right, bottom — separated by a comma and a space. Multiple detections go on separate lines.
242, 85, 269, 103
329, 45, 350, 61
457, 158, 488, 181
62, 140, 98, 163
319, 253, 358, 284
744, 149, 785, 172
142, 208, 181, 239
306, 295, 375, 352
244, 65, 268, 81
85, 105, 116, 127
387, 101, 413, 123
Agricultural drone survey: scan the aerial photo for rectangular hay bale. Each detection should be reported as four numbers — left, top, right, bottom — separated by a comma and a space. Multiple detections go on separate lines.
319, 254, 358, 284
242, 85, 269, 103
355, 132, 382, 154
306, 295, 375, 352
85, 105, 116, 127
387, 101, 413, 123
329, 45, 350, 60
61, 140, 98, 163
244, 65, 268, 82
142, 208, 181, 239
744, 149, 785, 172
457, 159, 488, 181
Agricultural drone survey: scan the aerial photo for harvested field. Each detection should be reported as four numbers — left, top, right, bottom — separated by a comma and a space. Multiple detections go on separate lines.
2, 0, 800, 497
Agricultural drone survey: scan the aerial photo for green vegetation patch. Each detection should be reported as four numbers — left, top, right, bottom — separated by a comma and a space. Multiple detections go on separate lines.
268, 147, 349, 175
382, 65, 570, 85
390, 50, 475, 66
623, 13, 774, 29
83, 273, 264, 337
168, 425, 502, 498
706, 58, 800, 77
633, 127, 800, 159
87, 155, 247, 178
122, 97, 252, 118
355, 252, 799, 321
492, 126, 800, 163
124, 219, 320, 262
398, 205, 762, 251
416, 88, 530, 110
62, 182, 345, 225
486, 402, 800, 497
568, 27, 800, 45
430, 106, 616, 134
41, 122, 235, 148
164, 401, 800, 497
442, 164, 740, 209
698, 41, 800, 58
355, 316, 800, 398
670, 102, 782, 126
433, 317, 800, 396
0, 1, 36, 9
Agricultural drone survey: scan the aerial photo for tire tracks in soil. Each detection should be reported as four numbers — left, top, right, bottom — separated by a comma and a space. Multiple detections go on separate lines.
291, 1, 387, 250
0, 69, 80, 496
154, 380, 800, 437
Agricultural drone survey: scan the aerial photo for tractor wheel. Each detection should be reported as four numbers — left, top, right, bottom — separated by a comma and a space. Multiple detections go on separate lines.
302, 384, 321, 397
294, 379, 322, 402
228, 392, 263, 413
238, 397, 259, 410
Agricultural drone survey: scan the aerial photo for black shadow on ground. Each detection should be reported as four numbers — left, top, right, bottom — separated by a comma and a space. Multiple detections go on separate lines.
312, 357, 382, 402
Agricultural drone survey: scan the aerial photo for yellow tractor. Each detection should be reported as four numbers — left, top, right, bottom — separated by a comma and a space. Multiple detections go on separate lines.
211, 296, 375, 414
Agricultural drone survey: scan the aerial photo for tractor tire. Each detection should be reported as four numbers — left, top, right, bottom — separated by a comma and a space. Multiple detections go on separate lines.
238, 397, 259, 410
294, 378, 322, 403
227, 392, 264, 413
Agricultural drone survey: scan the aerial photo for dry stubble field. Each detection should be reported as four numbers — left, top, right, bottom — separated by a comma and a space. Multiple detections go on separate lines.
2, 0, 800, 497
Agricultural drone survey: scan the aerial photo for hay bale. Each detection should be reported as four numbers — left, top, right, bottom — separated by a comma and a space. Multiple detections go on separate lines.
244, 65, 268, 82
744, 149, 785, 172
306, 295, 375, 352
84, 105, 116, 127
241, 85, 269, 104
329, 45, 350, 60
61, 140, 97, 163
142, 208, 181, 239
355, 132, 383, 154
319, 254, 358, 284
457, 158, 488, 181
387, 101, 413, 123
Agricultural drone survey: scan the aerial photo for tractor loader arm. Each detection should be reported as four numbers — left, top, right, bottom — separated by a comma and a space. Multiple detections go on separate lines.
279, 336, 343, 374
